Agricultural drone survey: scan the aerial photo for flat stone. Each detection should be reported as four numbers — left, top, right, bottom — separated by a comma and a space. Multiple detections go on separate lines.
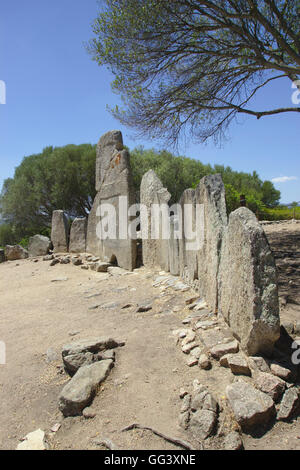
277, 388, 300, 421
179, 411, 190, 430
90, 262, 111, 272
51, 277, 68, 282
181, 341, 199, 354
72, 257, 83, 266
107, 266, 129, 276
220, 353, 251, 376
181, 330, 196, 346
255, 372, 286, 403
187, 356, 198, 367
248, 356, 270, 374
210, 340, 239, 360
189, 409, 217, 440
62, 337, 123, 357
82, 406, 97, 419
16, 429, 47, 450
59, 360, 113, 416
195, 320, 218, 330
226, 380, 275, 432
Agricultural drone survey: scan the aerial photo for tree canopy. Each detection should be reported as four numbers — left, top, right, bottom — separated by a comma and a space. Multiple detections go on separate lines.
89, 0, 300, 143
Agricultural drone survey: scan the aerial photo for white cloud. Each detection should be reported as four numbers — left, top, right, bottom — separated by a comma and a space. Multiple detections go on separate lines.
271, 176, 298, 183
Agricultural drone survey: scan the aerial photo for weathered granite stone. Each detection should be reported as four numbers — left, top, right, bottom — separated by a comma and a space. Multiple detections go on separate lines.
62, 337, 123, 357
86, 131, 137, 270
168, 215, 180, 276
220, 353, 251, 376
226, 380, 275, 432
224, 432, 243, 451
191, 390, 218, 414
5, 245, 28, 260
195, 174, 227, 312
69, 217, 87, 253
140, 170, 164, 269
28, 234, 51, 257
219, 207, 280, 356
51, 210, 69, 253
16, 429, 47, 451
179, 189, 198, 284
0, 249, 5, 263
210, 340, 239, 359
254, 372, 286, 403
270, 362, 293, 381
277, 387, 300, 421
59, 360, 113, 416
189, 410, 217, 440
63, 352, 95, 375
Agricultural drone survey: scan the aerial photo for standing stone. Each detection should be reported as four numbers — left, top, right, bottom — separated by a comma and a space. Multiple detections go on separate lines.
86, 131, 136, 271
219, 207, 280, 356
195, 174, 227, 312
51, 210, 69, 253
154, 187, 171, 272
140, 170, 167, 269
179, 189, 198, 284
28, 234, 51, 257
0, 249, 5, 263
5, 245, 28, 261
69, 217, 87, 253
168, 215, 180, 275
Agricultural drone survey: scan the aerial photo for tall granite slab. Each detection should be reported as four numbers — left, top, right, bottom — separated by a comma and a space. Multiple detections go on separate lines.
168, 215, 180, 276
195, 174, 227, 312
178, 188, 198, 284
86, 131, 137, 270
69, 217, 87, 253
219, 207, 280, 356
51, 210, 69, 253
140, 170, 166, 268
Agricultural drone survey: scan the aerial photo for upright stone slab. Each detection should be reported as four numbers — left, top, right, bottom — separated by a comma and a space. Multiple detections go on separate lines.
178, 189, 198, 284
140, 170, 167, 268
195, 174, 227, 312
153, 187, 171, 272
51, 210, 69, 253
168, 215, 180, 276
69, 217, 87, 253
86, 131, 136, 270
219, 207, 280, 356
28, 235, 51, 257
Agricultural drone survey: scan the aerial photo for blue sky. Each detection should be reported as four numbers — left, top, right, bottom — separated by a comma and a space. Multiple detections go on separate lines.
0, 0, 299, 203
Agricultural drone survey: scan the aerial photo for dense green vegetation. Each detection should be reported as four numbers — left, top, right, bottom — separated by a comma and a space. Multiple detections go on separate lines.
0, 143, 297, 248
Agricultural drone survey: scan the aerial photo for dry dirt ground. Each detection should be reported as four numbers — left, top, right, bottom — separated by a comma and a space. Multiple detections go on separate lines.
0, 221, 300, 451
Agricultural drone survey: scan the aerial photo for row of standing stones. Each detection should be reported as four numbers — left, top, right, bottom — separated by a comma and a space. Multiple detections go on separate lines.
3, 130, 299, 447
48, 130, 280, 358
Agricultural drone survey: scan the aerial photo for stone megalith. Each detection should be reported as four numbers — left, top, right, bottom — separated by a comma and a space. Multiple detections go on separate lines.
178, 188, 198, 284
86, 131, 137, 270
69, 218, 87, 253
219, 207, 280, 356
28, 235, 51, 257
168, 215, 180, 276
51, 210, 69, 253
140, 169, 170, 269
195, 174, 228, 312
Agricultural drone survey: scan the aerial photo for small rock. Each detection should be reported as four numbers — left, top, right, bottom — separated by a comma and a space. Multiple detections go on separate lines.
179, 411, 190, 430
189, 410, 217, 440
83, 407, 97, 419
255, 372, 286, 403
224, 432, 243, 450
50, 258, 60, 266
277, 388, 300, 421
226, 380, 275, 432
63, 352, 95, 375
181, 330, 196, 346
191, 390, 218, 414
50, 423, 61, 433
181, 394, 191, 413
43, 254, 54, 261
72, 257, 83, 266
51, 277, 68, 282
248, 356, 270, 374
187, 356, 198, 367
190, 347, 202, 360
198, 354, 211, 370
181, 341, 199, 354
210, 340, 239, 360
270, 363, 292, 381
220, 353, 251, 376
179, 388, 188, 399
16, 429, 47, 450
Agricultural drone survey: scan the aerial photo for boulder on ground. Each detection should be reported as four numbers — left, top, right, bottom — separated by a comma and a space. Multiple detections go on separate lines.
226, 380, 275, 432
0, 249, 5, 263
59, 360, 113, 416
5, 245, 28, 261
28, 234, 51, 257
